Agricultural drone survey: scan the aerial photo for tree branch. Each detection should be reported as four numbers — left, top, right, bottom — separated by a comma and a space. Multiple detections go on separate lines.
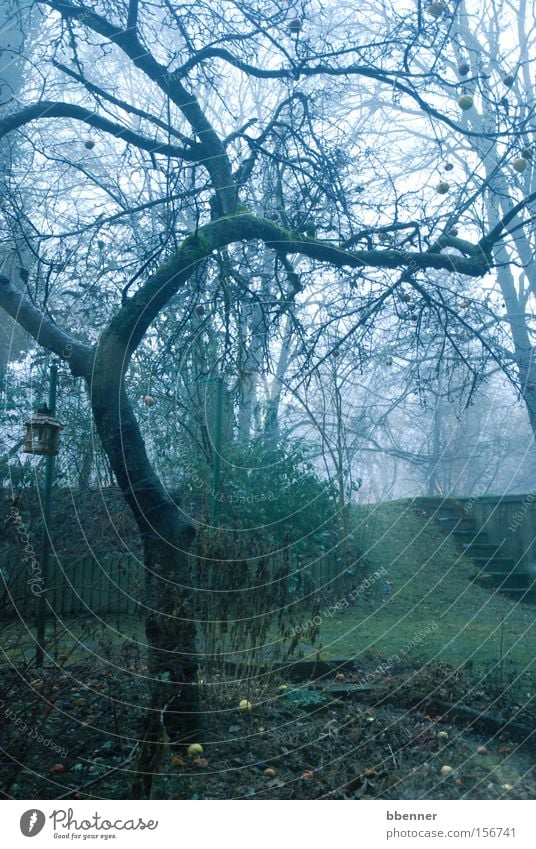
479, 190, 536, 256
0, 101, 199, 161
107, 213, 493, 359
52, 60, 196, 149
172, 48, 516, 141
127, 0, 138, 32
40, 0, 236, 212
0, 275, 92, 377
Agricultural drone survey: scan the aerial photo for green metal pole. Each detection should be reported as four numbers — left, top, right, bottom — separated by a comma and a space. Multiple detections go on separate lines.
210, 375, 224, 526
35, 363, 58, 667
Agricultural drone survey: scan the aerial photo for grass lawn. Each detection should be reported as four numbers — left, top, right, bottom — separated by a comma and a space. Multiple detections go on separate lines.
2, 500, 534, 687
304, 501, 536, 683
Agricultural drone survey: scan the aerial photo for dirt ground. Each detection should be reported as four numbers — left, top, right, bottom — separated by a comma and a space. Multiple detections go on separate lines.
1, 654, 534, 800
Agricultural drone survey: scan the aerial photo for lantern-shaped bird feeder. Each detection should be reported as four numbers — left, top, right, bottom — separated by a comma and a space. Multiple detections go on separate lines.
23, 404, 63, 456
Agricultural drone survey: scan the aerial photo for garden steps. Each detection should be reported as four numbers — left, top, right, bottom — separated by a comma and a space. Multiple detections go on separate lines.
437, 515, 479, 531
412, 497, 532, 599
450, 529, 497, 546
470, 556, 516, 572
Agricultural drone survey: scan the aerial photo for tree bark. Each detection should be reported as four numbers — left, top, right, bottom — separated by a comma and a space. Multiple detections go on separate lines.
448, 12, 536, 442
89, 333, 197, 795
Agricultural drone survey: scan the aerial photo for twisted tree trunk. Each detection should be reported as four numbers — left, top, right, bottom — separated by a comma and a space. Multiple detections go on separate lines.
89, 334, 198, 796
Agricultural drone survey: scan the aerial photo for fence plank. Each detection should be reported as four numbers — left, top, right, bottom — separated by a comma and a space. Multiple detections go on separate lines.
89, 557, 98, 614
121, 556, 131, 614
63, 559, 74, 617
113, 556, 121, 614
104, 556, 113, 614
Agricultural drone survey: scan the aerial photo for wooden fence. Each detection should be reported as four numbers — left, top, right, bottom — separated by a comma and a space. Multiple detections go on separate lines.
0, 554, 144, 619
0, 549, 361, 620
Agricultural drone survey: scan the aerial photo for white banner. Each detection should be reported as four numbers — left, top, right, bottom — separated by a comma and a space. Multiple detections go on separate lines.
3, 800, 534, 848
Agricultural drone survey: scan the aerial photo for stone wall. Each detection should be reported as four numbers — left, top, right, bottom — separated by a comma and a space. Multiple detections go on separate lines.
464, 493, 536, 572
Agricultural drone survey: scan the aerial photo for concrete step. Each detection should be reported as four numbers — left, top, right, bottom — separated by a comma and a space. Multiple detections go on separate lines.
471, 556, 516, 571
438, 516, 477, 531
452, 529, 491, 545
461, 542, 504, 558
473, 573, 536, 598
472, 576, 529, 596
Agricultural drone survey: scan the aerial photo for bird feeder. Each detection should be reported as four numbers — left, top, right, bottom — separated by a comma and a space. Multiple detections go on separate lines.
23, 405, 63, 456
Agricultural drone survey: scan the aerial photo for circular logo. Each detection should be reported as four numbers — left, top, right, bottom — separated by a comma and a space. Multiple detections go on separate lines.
20, 810, 46, 837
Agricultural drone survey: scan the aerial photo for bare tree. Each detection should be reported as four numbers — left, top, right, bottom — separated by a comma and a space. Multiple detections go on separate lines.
0, 0, 533, 795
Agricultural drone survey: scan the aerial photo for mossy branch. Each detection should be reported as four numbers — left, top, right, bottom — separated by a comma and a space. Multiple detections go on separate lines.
107, 213, 493, 359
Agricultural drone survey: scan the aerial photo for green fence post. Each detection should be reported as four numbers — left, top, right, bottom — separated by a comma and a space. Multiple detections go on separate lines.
35, 362, 58, 667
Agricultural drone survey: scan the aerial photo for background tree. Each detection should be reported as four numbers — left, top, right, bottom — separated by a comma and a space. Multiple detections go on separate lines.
0, 0, 533, 795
